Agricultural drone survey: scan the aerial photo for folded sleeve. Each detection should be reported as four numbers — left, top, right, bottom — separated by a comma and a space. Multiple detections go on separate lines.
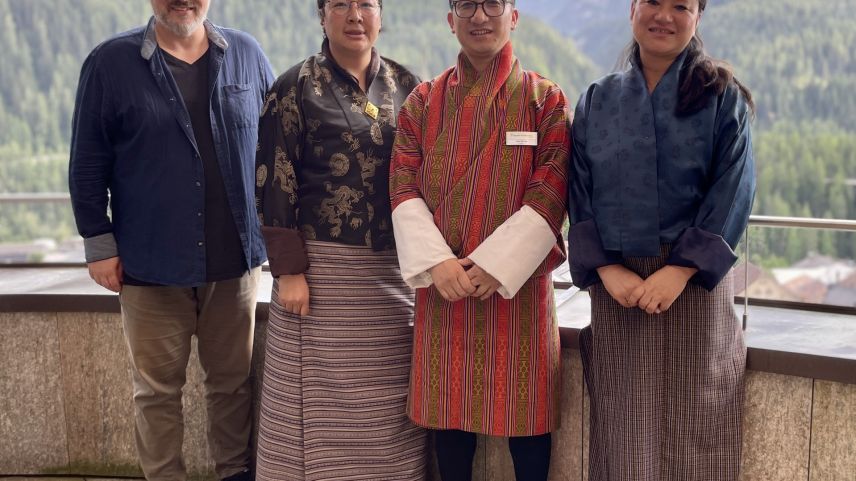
390, 85, 429, 209
69, 51, 118, 262
255, 69, 308, 276
391, 198, 457, 288
467, 206, 557, 298
567, 219, 624, 289
389, 84, 457, 287
520, 80, 570, 237
467, 80, 570, 297
567, 90, 623, 288
668, 85, 756, 290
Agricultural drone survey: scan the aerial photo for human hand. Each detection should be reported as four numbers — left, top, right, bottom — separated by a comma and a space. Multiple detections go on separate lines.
460, 258, 502, 300
596, 264, 644, 308
429, 258, 476, 302
277, 273, 310, 316
631, 265, 697, 314
87, 256, 123, 292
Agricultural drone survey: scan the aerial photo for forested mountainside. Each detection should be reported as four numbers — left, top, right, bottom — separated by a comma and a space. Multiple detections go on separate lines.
524, 0, 856, 132
0, 0, 597, 156
0, 0, 854, 266
702, 0, 856, 131
517, 0, 734, 71
701, 0, 856, 263
518, 0, 630, 67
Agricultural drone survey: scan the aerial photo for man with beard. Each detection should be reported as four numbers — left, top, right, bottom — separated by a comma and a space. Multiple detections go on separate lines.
69, 1, 274, 480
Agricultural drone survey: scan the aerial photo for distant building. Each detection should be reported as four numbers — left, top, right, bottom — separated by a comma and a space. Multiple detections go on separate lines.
839, 271, 856, 289
772, 254, 856, 286
784, 275, 828, 303
768, 254, 856, 307
825, 285, 856, 307
825, 271, 856, 307
734, 262, 800, 301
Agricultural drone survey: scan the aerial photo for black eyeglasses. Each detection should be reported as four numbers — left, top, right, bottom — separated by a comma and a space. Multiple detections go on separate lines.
452, 0, 509, 18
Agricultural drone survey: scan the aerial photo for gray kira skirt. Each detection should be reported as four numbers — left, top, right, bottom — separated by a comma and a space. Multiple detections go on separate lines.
580, 245, 745, 481
256, 240, 427, 481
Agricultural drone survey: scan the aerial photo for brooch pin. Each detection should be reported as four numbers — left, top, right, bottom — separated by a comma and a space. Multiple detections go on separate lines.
364, 101, 379, 120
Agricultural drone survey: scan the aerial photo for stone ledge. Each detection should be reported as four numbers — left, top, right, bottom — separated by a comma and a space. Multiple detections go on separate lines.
2, 312, 856, 480
1, 293, 854, 386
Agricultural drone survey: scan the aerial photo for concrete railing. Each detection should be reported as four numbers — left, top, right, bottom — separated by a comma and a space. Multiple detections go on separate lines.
1, 310, 854, 481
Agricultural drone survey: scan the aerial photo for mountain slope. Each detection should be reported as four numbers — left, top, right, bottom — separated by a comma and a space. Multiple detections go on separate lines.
0, 0, 597, 154
702, 0, 856, 130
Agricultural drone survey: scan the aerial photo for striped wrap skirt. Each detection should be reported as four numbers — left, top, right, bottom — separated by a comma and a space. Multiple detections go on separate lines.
256, 240, 428, 481
580, 246, 745, 481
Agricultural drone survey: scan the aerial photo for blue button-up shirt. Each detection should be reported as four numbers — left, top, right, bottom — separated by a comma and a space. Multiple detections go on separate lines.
69, 17, 275, 286
568, 50, 756, 290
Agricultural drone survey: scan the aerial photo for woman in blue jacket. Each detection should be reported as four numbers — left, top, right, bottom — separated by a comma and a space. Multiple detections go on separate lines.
568, 1, 755, 479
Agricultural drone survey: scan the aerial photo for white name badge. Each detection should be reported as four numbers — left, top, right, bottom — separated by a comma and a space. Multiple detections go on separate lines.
506, 131, 538, 146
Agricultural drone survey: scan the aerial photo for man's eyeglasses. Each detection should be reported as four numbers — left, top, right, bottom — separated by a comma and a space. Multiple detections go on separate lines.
452, 0, 509, 18
326, 0, 381, 16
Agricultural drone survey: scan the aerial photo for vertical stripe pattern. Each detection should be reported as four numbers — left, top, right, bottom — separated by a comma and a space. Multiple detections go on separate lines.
406, 277, 561, 437
580, 245, 745, 481
256, 240, 427, 481
391, 43, 569, 437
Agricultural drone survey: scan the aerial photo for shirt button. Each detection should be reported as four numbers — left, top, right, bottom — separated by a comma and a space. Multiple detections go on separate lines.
197, 212, 203, 217
195, 181, 201, 187
170, 97, 176, 101
185, 123, 191, 128
197, 241, 204, 247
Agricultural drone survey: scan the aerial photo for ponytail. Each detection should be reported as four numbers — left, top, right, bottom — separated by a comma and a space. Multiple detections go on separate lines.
675, 35, 755, 116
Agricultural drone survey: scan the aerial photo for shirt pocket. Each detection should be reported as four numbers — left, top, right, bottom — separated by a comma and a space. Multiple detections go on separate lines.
221, 83, 258, 129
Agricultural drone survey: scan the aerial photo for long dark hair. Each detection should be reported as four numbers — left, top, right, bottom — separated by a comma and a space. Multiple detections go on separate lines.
622, 0, 755, 117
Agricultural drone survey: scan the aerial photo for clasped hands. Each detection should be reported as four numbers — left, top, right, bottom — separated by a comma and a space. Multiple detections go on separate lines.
275, 257, 500, 316
430, 258, 500, 302
596, 264, 697, 314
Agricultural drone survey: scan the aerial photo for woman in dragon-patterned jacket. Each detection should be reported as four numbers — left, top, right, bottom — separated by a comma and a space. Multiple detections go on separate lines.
253, 1, 425, 480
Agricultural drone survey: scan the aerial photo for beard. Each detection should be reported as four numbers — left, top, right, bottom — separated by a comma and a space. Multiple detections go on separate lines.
152, 0, 208, 38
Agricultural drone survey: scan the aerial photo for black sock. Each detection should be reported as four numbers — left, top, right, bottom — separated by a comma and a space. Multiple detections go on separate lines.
434, 429, 478, 481
508, 433, 551, 481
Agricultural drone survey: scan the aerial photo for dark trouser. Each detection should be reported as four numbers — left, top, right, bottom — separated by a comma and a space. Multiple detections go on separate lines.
434, 429, 551, 481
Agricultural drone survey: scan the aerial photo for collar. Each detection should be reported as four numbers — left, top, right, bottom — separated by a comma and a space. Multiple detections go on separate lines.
320, 39, 382, 90
628, 47, 690, 93
451, 41, 515, 91
141, 16, 228, 60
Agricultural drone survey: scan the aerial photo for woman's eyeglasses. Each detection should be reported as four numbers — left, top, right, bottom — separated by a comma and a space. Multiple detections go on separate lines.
326, 0, 381, 16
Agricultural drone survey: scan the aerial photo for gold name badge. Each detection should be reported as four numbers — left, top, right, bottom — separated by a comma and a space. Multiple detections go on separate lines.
364, 101, 379, 120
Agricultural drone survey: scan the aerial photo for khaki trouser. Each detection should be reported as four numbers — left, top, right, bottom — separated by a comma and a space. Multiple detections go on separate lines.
119, 267, 261, 481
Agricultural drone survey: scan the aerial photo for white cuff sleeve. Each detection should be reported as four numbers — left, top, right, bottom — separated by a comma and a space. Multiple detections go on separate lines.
391, 198, 456, 288
467, 205, 557, 299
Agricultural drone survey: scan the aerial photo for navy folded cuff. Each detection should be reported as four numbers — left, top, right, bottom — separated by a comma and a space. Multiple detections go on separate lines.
568, 219, 623, 289
261, 226, 308, 276
667, 227, 737, 291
